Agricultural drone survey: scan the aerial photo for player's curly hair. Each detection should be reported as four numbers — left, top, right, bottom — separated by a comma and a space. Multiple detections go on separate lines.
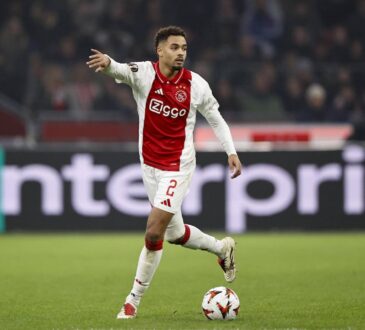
154, 26, 187, 49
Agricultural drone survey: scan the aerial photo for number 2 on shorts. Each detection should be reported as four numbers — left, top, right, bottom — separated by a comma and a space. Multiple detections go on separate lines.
166, 179, 177, 197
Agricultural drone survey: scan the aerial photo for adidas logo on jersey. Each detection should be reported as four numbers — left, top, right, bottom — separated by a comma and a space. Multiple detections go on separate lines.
154, 88, 164, 95
161, 199, 171, 207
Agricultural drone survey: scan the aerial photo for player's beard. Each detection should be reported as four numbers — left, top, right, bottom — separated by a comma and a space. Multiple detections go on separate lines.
172, 58, 184, 71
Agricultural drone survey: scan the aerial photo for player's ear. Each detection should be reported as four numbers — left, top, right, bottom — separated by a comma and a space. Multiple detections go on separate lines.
156, 45, 163, 57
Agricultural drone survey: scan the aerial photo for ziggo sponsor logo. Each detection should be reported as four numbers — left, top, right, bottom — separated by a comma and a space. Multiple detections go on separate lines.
149, 98, 187, 118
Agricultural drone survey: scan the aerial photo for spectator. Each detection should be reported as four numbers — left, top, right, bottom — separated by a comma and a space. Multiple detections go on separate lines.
315, 45, 331, 66
281, 76, 305, 117
215, 0, 242, 54
296, 83, 328, 122
286, 1, 320, 33
325, 66, 353, 98
328, 85, 356, 122
350, 90, 365, 125
238, 35, 261, 62
238, 64, 287, 121
27, 2, 72, 57
349, 40, 364, 64
0, 16, 29, 100
94, 80, 136, 119
287, 26, 313, 59
68, 62, 100, 116
214, 79, 240, 119
240, 0, 284, 58
328, 25, 351, 63
33, 64, 72, 112
317, 0, 355, 27
348, 0, 365, 44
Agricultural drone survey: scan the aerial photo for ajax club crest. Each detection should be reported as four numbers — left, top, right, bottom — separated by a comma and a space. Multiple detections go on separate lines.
175, 90, 187, 102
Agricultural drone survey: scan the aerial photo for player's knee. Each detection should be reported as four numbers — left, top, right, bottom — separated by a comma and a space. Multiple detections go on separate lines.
145, 230, 163, 243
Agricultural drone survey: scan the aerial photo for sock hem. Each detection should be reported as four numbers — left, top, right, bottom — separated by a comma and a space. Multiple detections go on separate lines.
145, 238, 163, 250
180, 224, 191, 245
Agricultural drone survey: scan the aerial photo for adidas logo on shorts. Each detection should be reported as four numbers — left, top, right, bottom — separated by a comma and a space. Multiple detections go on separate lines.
161, 199, 171, 207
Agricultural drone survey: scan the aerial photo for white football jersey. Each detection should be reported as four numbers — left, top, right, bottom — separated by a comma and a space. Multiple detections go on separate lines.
105, 58, 236, 172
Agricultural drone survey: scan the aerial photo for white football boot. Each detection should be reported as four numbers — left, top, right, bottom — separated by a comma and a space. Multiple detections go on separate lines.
217, 237, 236, 283
116, 302, 137, 319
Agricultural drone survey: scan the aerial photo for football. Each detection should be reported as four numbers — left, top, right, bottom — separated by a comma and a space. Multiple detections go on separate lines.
201, 286, 240, 320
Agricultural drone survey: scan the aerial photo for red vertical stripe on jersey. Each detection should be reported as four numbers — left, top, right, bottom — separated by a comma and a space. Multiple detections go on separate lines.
142, 62, 192, 171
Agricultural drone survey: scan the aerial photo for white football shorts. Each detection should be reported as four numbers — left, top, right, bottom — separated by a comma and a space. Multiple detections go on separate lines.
142, 163, 195, 214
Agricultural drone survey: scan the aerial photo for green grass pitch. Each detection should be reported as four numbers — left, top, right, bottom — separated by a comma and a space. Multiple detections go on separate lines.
0, 232, 364, 329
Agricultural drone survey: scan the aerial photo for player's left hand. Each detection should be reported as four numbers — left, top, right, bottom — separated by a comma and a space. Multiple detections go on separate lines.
228, 154, 242, 179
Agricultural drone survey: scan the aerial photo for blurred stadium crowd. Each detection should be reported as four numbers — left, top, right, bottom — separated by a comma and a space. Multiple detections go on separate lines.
1, 0, 365, 125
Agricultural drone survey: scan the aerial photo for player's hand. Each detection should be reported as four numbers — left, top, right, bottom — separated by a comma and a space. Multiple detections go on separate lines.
228, 154, 242, 179
86, 49, 111, 72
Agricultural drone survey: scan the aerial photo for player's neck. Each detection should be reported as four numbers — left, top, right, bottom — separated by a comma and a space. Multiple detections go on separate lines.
158, 62, 179, 80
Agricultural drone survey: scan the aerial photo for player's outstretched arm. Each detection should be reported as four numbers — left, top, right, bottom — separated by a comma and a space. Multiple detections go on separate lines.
86, 49, 111, 72
228, 154, 242, 179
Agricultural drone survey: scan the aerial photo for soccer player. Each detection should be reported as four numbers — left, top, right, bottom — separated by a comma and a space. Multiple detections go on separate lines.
86, 26, 242, 319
